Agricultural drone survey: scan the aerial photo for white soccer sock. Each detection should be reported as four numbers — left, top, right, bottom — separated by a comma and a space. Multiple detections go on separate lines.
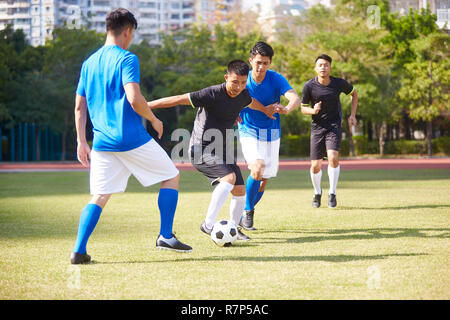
310, 169, 322, 195
328, 165, 340, 195
229, 195, 246, 227
204, 181, 234, 229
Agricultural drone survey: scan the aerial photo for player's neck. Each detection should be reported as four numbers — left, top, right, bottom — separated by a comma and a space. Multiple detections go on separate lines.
251, 71, 266, 85
317, 75, 331, 86
104, 36, 127, 50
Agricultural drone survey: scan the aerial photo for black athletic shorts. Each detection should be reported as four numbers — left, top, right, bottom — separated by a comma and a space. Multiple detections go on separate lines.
310, 123, 342, 160
190, 148, 244, 186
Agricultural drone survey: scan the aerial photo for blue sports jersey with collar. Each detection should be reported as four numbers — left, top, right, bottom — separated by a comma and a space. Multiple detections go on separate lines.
76, 45, 151, 152
238, 69, 292, 141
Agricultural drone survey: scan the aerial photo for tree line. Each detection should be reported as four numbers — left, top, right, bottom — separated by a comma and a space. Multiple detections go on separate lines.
0, 0, 448, 160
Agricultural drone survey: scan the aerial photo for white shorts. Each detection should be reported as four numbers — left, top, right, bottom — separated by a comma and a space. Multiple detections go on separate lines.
90, 139, 179, 195
239, 136, 280, 179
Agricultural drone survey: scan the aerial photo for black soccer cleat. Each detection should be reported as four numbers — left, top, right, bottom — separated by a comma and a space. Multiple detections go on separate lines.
312, 193, 322, 208
236, 228, 251, 241
200, 221, 212, 235
70, 252, 91, 265
239, 209, 256, 230
328, 194, 337, 208
156, 234, 192, 252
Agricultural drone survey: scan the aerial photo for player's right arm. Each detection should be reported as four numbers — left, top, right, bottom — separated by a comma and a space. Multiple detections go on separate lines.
74, 94, 90, 167
147, 93, 191, 109
124, 82, 163, 139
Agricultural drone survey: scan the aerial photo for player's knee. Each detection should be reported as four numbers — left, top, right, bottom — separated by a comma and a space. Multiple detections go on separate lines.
221, 172, 236, 185
90, 194, 111, 208
311, 162, 321, 173
161, 173, 180, 189
231, 184, 245, 196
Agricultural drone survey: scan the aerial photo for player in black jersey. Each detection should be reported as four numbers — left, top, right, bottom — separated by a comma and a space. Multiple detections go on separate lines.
148, 60, 278, 240
301, 54, 358, 208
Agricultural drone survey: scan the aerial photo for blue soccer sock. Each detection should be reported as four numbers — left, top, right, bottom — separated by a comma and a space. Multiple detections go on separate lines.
73, 203, 102, 254
253, 190, 265, 207
245, 175, 261, 211
158, 188, 178, 239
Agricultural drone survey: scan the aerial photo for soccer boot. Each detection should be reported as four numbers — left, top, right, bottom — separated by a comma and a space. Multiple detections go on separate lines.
156, 234, 192, 252
239, 209, 256, 230
312, 193, 322, 208
200, 221, 212, 235
236, 227, 251, 241
70, 252, 91, 265
328, 194, 337, 208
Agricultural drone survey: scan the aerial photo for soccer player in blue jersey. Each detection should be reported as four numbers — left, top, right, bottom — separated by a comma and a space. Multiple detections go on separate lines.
238, 41, 300, 230
71, 8, 192, 264
301, 54, 358, 208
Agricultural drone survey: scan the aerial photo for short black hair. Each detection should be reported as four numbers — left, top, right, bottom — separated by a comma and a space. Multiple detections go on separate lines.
250, 41, 274, 60
315, 54, 332, 64
227, 60, 250, 76
106, 8, 138, 36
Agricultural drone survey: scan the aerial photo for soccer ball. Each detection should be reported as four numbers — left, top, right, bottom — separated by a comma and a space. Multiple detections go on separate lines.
211, 220, 238, 247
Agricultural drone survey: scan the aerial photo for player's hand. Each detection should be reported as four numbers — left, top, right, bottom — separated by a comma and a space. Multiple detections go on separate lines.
150, 117, 163, 139
77, 141, 91, 168
235, 115, 242, 126
348, 114, 357, 127
275, 104, 288, 114
313, 101, 322, 115
264, 104, 277, 120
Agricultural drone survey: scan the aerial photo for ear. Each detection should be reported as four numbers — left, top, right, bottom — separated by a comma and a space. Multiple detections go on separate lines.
224, 74, 228, 81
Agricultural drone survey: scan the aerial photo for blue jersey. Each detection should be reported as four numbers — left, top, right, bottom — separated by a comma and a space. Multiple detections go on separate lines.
76, 45, 152, 152
238, 69, 292, 141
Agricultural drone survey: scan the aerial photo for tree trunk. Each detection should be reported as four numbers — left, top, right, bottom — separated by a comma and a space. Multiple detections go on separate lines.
377, 122, 386, 156
426, 121, 432, 156
344, 117, 355, 156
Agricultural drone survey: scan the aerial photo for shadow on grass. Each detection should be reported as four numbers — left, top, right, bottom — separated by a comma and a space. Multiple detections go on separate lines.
90, 252, 426, 265
255, 228, 450, 244
337, 204, 450, 211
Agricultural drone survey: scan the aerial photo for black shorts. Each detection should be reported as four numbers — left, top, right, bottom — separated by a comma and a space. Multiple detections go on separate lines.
190, 150, 244, 187
310, 124, 342, 160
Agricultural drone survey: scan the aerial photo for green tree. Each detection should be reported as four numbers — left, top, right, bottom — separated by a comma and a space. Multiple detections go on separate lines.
43, 27, 104, 160
399, 32, 450, 155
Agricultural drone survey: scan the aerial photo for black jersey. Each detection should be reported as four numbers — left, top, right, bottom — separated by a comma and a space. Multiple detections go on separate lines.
188, 83, 252, 151
301, 76, 354, 129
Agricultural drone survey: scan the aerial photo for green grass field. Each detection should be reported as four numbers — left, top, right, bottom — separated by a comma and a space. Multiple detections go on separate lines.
0, 168, 449, 299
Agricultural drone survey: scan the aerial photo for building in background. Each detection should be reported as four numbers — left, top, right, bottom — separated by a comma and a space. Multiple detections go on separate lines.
195, 0, 238, 28
1, 0, 448, 46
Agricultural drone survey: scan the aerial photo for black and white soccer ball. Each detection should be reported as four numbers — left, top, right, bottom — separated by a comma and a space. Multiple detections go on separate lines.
211, 220, 238, 247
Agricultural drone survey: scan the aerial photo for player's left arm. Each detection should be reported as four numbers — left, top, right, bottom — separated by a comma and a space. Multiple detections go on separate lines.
74, 94, 90, 168
277, 89, 301, 114
348, 89, 358, 127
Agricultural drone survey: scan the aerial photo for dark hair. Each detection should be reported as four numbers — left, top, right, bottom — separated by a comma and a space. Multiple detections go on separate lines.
315, 54, 332, 64
250, 41, 274, 60
227, 60, 250, 76
106, 8, 138, 36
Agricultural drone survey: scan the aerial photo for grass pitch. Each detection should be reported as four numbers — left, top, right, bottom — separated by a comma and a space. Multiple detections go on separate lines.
0, 168, 449, 299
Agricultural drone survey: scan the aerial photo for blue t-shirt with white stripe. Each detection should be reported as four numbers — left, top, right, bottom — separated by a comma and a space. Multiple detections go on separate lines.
238, 69, 292, 141
76, 45, 151, 152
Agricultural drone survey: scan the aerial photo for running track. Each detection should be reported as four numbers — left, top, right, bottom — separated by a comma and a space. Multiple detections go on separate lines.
0, 158, 449, 172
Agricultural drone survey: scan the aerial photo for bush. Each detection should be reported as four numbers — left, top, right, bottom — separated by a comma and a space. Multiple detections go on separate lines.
352, 136, 379, 155
434, 136, 450, 155
280, 135, 309, 156
384, 139, 426, 154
